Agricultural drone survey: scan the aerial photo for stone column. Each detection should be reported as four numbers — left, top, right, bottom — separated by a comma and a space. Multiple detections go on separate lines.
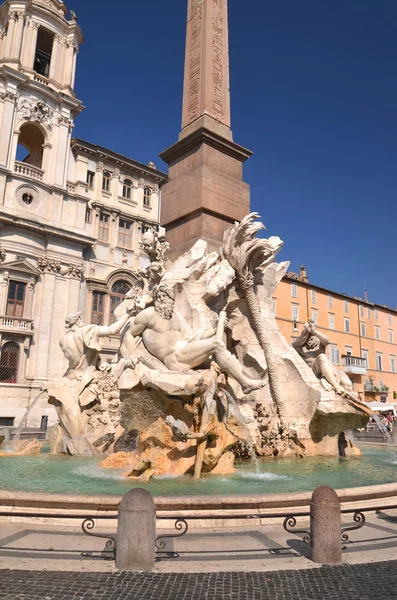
71, 44, 78, 88
48, 34, 61, 81
19, 18, 31, 66
0, 92, 17, 168
25, 278, 36, 319
0, 271, 9, 314
11, 12, 25, 61
54, 120, 71, 187
116, 489, 156, 572
310, 486, 342, 565
27, 22, 39, 70
64, 41, 75, 88
3, 13, 16, 59
33, 271, 56, 381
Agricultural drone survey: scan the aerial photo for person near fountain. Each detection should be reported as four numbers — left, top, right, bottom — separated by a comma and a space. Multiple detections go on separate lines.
293, 319, 369, 410
122, 283, 267, 395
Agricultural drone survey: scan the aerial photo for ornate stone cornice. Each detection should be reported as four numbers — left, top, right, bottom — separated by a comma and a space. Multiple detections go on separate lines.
37, 257, 61, 274
61, 263, 84, 279
0, 90, 18, 102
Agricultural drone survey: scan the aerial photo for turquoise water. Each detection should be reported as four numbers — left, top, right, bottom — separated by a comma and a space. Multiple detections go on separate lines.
0, 445, 396, 496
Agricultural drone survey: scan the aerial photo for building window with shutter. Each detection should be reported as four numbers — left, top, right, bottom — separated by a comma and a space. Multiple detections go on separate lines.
143, 187, 152, 207
361, 322, 366, 337
329, 313, 335, 330
102, 171, 111, 192
91, 292, 105, 325
375, 326, 380, 341
330, 345, 340, 365
0, 341, 20, 383
291, 283, 297, 298
122, 179, 133, 200
376, 352, 383, 371
118, 219, 133, 248
98, 213, 109, 242
344, 318, 350, 333
6, 281, 26, 317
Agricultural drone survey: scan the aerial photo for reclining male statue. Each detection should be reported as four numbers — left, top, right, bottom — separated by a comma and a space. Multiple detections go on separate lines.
121, 283, 267, 395
293, 319, 367, 408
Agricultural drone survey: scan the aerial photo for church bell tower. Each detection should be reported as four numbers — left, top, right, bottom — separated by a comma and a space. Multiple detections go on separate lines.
0, 0, 83, 185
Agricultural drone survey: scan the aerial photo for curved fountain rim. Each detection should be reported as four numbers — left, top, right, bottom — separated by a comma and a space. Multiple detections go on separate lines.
1, 481, 397, 511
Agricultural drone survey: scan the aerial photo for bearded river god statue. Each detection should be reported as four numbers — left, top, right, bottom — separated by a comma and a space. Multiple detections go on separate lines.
47, 215, 370, 476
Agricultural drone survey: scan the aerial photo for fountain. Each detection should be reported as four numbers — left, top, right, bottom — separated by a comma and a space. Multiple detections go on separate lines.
8, 212, 368, 487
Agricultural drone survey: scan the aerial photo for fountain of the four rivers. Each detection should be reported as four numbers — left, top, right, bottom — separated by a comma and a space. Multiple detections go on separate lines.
2, 214, 395, 501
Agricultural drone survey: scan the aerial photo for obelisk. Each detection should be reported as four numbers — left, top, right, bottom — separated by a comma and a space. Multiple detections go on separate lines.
160, 0, 252, 258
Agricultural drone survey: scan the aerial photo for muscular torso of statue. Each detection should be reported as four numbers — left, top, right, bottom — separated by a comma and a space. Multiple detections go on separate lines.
141, 308, 184, 364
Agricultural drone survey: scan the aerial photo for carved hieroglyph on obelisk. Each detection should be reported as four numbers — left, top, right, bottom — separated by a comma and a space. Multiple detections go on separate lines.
160, 0, 252, 258
181, 0, 231, 136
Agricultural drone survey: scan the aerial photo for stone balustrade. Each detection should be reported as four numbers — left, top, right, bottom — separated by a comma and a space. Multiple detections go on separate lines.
0, 316, 33, 333
14, 161, 44, 181
33, 74, 49, 86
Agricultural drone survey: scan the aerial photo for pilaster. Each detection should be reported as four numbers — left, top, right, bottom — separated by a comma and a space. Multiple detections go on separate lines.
3, 12, 16, 59
11, 11, 25, 61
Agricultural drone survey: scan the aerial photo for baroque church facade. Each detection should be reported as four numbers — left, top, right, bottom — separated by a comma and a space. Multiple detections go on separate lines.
0, 0, 166, 428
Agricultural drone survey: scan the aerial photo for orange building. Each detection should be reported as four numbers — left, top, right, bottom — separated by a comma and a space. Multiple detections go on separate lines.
274, 267, 397, 403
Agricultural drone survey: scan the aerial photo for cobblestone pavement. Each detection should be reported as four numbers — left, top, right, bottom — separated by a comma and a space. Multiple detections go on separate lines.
1, 562, 397, 600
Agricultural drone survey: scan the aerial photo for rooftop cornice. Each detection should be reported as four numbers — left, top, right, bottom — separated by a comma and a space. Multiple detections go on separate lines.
282, 274, 397, 314
71, 138, 167, 181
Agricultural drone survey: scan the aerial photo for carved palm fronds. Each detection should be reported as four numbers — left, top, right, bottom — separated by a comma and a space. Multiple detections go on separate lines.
223, 213, 287, 427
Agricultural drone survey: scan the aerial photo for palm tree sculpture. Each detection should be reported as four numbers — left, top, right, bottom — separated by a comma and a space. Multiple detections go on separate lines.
223, 213, 287, 429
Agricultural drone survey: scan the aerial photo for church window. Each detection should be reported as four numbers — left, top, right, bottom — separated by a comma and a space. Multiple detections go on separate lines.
122, 179, 133, 200
6, 281, 26, 318
102, 171, 111, 192
110, 280, 131, 323
16, 123, 45, 170
118, 219, 133, 248
86, 171, 95, 188
22, 193, 34, 205
98, 213, 109, 242
92, 292, 105, 325
34, 27, 54, 78
143, 187, 152, 207
0, 341, 20, 383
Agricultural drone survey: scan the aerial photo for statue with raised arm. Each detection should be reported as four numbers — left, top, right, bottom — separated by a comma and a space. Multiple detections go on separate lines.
124, 283, 267, 395
293, 319, 361, 402
60, 310, 131, 381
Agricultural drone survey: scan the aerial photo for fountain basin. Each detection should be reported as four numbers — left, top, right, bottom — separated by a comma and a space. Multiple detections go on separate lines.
0, 445, 395, 497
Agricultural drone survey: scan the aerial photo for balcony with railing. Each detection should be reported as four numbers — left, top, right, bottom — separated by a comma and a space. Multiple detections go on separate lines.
342, 355, 367, 375
14, 161, 44, 182
0, 316, 34, 334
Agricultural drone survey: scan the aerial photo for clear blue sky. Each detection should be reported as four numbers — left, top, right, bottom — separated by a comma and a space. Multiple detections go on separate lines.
71, 0, 397, 308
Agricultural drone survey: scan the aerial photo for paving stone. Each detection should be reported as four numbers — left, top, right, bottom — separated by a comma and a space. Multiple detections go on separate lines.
1, 562, 397, 599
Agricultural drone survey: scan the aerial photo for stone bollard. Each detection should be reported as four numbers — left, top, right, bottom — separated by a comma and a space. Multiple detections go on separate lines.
310, 486, 342, 565
116, 488, 156, 572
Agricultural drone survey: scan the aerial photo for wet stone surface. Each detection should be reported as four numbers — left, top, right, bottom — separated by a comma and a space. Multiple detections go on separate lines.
1, 562, 397, 600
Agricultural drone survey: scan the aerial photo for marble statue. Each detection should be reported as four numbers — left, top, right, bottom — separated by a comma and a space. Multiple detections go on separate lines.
47, 212, 370, 470
292, 319, 369, 412
122, 283, 267, 394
